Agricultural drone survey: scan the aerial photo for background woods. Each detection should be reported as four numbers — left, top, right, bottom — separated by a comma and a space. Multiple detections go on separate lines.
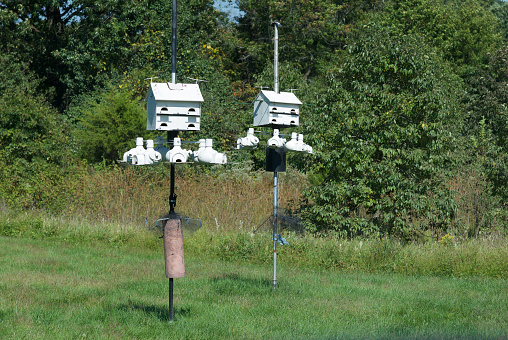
1, 0, 508, 239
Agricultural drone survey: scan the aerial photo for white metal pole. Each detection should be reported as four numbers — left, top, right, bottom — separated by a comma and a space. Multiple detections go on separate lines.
272, 20, 281, 289
273, 21, 280, 94
171, 0, 177, 84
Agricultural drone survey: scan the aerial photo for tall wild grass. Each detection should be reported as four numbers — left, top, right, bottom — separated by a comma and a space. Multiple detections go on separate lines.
54, 162, 306, 233
1, 162, 507, 279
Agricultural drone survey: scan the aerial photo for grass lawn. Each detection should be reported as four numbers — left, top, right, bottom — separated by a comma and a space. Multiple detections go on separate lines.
0, 236, 506, 339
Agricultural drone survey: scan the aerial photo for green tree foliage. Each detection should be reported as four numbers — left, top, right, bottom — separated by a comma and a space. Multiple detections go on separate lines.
301, 25, 464, 238
381, 0, 501, 74
74, 85, 148, 164
491, 0, 508, 40
236, 0, 378, 80
464, 45, 508, 200
197, 74, 251, 153
0, 0, 223, 110
0, 54, 73, 209
0, 0, 76, 109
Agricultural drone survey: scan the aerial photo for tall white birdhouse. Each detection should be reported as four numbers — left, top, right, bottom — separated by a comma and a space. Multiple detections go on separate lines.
253, 90, 302, 127
146, 82, 204, 131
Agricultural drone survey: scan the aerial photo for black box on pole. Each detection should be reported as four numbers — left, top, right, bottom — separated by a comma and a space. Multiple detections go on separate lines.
266, 147, 286, 172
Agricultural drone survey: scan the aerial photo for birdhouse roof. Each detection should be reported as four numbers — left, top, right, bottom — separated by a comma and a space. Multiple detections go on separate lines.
149, 82, 204, 102
257, 90, 302, 105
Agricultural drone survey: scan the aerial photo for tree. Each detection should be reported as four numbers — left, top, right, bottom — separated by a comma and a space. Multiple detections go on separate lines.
236, 0, 379, 81
74, 84, 148, 164
0, 54, 73, 208
380, 0, 501, 74
0, 0, 224, 111
491, 0, 508, 40
464, 45, 508, 200
301, 25, 464, 238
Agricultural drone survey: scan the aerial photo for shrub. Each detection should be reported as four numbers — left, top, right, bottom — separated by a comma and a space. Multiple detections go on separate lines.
302, 25, 463, 238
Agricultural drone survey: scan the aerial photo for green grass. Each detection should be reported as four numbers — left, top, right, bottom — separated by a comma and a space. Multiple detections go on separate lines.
3, 211, 507, 279
1, 236, 507, 339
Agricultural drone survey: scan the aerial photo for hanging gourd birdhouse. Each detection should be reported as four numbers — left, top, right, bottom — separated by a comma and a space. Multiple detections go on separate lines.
146, 82, 204, 131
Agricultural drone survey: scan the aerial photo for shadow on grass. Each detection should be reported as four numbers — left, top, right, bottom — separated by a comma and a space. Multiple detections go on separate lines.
118, 302, 191, 322
210, 273, 272, 295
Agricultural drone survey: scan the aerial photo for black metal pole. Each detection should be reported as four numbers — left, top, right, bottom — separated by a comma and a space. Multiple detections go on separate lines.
168, 131, 178, 215
169, 277, 174, 323
169, 161, 175, 323
169, 163, 176, 214
166, 131, 178, 323
168, 0, 177, 324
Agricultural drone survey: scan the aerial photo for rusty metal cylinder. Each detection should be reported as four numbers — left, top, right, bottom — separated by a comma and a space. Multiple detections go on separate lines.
163, 218, 185, 278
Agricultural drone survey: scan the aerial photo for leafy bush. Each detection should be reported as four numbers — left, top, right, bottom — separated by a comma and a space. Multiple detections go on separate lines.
74, 86, 149, 163
0, 54, 75, 209
302, 25, 464, 238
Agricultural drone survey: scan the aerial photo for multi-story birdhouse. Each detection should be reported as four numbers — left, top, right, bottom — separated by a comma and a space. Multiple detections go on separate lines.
146, 82, 204, 131
253, 90, 302, 127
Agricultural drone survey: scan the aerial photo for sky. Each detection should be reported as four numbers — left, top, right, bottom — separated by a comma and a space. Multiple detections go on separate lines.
213, 0, 245, 22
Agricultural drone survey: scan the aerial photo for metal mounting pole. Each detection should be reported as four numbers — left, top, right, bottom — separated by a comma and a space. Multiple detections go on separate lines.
167, 132, 178, 323
168, 2, 177, 318
171, 0, 177, 84
272, 20, 282, 289
272, 171, 278, 289
169, 161, 175, 323
169, 278, 174, 323
169, 163, 176, 214
168, 131, 178, 215
273, 21, 281, 94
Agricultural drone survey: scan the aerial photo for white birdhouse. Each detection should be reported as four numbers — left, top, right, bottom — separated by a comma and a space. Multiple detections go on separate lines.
146, 82, 204, 131
253, 90, 302, 127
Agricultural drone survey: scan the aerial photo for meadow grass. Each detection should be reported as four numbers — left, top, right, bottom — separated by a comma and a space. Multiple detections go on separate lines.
52, 163, 308, 233
1, 211, 507, 279
185, 229, 508, 279
1, 236, 507, 339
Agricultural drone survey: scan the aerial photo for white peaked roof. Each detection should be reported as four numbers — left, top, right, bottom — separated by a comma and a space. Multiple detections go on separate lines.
149, 82, 204, 102
258, 90, 302, 105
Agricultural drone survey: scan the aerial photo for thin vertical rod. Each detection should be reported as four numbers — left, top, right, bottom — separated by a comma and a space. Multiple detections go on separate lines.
169, 163, 176, 214
272, 21, 281, 288
168, 163, 175, 323
168, 131, 177, 215
272, 171, 278, 289
171, 0, 177, 84
273, 22, 280, 94
169, 278, 174, 323
168, 131, 176, 322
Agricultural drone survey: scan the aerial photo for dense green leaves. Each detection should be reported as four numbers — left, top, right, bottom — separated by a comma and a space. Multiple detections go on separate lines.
302, 26, 464, 237
236, 0, 376, 80
491, 0, 508, 40
0, 54, 73, 209
464, 45, 508, 200
0, 0, 223, 110
74, 85, 148, 164
0, 0, 508, 236
381, 0, 501, 74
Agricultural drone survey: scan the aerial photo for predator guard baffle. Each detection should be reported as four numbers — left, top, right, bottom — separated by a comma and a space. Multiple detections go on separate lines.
163, 218, 185, 278
266, 147, 286, 172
